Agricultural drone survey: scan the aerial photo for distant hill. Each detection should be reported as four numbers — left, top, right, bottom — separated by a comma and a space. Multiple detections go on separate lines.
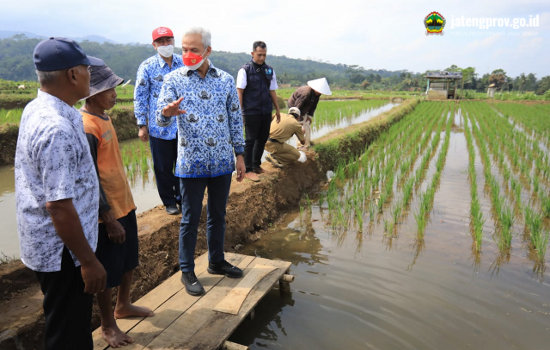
0, 34, 412, 89
0, 31, 44, 39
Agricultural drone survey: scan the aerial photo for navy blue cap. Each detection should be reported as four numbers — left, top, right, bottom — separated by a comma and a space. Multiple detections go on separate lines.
33, 37, 104, 71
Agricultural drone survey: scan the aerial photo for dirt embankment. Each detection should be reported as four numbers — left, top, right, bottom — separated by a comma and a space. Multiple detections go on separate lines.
0, 99, 419, 349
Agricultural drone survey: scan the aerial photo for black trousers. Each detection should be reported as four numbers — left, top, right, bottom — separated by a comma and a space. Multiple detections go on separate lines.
35, 247, 93, 350
149, 136, 180, 206
244, 114, 271, 171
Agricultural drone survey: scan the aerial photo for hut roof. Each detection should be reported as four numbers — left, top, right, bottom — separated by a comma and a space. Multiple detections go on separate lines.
426, 71, 462, 79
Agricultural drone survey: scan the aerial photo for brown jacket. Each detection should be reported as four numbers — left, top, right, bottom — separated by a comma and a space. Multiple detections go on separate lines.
287, 86, 320, 117
269, 113, 305, 144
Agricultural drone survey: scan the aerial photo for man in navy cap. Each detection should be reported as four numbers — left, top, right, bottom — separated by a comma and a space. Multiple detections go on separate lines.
15, 37, 106, 350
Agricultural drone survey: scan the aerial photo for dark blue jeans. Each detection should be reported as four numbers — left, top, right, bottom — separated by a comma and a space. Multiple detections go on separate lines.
149, 136, 179, 206
179, 174, 232, 272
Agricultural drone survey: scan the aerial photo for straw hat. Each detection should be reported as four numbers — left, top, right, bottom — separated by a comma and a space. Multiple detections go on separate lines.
307, 77, 332, 95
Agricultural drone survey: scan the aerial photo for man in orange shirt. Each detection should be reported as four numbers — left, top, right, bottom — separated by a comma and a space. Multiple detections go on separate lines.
81, 64, 153, 347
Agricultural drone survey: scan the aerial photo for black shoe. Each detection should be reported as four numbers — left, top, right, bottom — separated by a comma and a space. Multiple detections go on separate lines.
208, 260, 243, 278
181, 271, 205, 296
253, 167, 265, 174
166, 205, 180, 215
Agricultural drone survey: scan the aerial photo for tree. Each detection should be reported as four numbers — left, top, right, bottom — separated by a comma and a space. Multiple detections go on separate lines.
461, 67, 477, 90
526, 73, 537, 91
489, 69, 507, 90
535, 76, 550, 95
478, 73, 490, 92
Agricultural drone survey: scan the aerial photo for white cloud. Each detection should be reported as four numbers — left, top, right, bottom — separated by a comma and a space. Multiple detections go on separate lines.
0, 0, 548, 77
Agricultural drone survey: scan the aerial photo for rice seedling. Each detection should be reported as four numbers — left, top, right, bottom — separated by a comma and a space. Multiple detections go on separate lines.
524, 207, 549, 263
498, 205, 514, 251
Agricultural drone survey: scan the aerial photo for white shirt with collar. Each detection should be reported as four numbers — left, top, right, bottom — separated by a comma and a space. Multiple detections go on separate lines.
15, 90, 99, 272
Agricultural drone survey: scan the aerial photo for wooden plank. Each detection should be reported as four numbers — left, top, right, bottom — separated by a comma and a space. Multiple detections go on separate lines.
222, 340, 249, 350
119, 253, 254, 350
213, 265, 277, 315
142, 257, 291, 350
92, 252, 235, 350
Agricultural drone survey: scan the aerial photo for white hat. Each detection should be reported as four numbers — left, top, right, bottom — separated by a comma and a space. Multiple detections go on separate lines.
307, 77, 332, 95
288, 107, 301, 117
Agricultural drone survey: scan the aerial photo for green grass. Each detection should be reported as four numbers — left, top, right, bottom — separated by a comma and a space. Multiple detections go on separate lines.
0, 108, 23, 124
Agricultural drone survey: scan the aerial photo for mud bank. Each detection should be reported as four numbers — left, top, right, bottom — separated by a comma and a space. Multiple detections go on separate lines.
0, 99, 418, 349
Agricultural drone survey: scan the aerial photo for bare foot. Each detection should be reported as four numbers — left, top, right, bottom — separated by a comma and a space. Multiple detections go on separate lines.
114, 304, 154, 319
102, 325, 133, 348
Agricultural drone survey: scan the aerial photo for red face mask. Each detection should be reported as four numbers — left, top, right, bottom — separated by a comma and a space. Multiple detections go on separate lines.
183, 49, 206, 70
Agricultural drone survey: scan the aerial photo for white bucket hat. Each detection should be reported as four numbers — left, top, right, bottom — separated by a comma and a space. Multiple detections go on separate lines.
307, 77, 332, 95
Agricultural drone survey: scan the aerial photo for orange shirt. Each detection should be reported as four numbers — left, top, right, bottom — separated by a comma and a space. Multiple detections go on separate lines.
81, 110, 136, 220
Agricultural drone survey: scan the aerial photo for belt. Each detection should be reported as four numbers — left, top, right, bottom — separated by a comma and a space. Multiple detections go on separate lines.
268, 138, 281, 143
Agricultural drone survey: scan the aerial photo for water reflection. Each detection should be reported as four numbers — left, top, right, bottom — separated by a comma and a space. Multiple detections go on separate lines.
229, 288, 295, 346
233, 200, 550, 350
247, 208, 325, 267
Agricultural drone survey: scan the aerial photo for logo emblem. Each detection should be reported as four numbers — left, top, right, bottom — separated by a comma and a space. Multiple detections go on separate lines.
424, 11, 446, 35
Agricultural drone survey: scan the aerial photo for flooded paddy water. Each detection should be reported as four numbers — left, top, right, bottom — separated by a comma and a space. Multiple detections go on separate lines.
230, 201, 550, 349
230, 101, 550, 349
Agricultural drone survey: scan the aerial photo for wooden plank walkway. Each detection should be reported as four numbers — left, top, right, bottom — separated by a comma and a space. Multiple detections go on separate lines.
92, 253, 292, 350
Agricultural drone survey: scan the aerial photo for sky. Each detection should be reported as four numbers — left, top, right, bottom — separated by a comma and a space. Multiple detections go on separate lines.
1, 0, 548, 78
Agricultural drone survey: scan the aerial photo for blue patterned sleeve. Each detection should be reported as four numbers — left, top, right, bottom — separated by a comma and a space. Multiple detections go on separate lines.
134, 62, 150, 126
156, 74, 179, 127
226, 77, 245, 155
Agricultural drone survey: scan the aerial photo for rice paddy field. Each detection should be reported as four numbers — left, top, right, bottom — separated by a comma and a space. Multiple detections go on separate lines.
322, 100, 550, 274
231, 100, 550, 350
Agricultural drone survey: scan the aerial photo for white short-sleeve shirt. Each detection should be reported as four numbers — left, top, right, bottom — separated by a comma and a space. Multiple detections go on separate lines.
236, 67, 278, 90
15, 90, 100, 272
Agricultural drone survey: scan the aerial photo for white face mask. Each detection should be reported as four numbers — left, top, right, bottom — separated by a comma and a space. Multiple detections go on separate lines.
157, 44, 174, 58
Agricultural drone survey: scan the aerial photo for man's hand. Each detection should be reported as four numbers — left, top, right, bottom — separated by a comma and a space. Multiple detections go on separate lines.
100, 210, 125, 244
236, 155, 246, 182
138, 126, 149, 142
80, 258, 107, 294
105, 220, 126, 244
46, 198, 107, 294
275, 111, 281, 123
162, 97, 186, 117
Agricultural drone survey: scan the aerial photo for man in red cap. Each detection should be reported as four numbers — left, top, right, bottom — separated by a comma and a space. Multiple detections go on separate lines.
134, 27, 184, 215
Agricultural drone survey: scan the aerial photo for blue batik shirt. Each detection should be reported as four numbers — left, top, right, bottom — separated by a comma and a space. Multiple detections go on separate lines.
156, 61, 245, 178
134, 53, 183, 140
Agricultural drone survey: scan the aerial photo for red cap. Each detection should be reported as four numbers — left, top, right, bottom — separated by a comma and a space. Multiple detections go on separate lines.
152, 27, 174, 42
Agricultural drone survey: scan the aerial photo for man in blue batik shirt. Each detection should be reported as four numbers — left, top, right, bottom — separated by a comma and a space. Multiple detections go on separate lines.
157, 27, 246, 296
134, 26, 183, 215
